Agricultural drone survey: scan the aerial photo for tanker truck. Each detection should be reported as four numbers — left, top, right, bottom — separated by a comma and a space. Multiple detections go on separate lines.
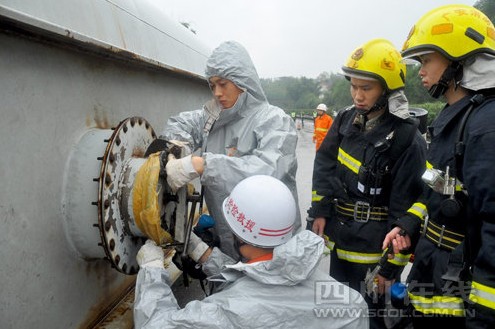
0, 1, 212, 327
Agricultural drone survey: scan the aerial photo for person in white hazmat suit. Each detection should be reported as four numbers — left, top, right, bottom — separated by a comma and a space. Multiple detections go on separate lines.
134, 175, 368, 329
161, 41, 300, 259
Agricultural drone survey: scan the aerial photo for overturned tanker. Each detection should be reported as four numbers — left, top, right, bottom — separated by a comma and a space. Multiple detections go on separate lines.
0, 1, 212, 328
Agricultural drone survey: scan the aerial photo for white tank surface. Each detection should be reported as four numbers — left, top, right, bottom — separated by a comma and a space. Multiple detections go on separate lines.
0, 1, 212, 328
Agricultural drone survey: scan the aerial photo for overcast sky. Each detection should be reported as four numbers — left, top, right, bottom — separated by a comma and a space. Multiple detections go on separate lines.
150, 0, 477, 79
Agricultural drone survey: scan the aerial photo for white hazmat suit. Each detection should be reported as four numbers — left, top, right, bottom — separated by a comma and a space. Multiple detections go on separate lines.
161, 41, 300, 259
134, 230, 369, 329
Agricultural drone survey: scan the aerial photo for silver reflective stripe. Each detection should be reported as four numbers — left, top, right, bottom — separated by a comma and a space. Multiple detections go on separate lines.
388, 253, 411, 266
335, 248, 382, 264
469, 281, 495, 311
337, 147, 360, 174
409, 292, 465, 316
407, 202, 427, 219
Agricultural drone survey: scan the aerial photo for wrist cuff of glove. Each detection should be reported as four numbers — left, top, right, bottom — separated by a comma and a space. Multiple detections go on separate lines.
181, 155, 198, 175
142, 259, 164, 269
189, 241, 210, 262
165, 261, 182, 284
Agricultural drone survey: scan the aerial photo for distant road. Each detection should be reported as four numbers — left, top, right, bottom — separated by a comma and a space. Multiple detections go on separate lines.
295, 117, 316, 226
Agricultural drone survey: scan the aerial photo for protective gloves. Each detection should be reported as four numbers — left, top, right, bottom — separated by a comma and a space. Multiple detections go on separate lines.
193, 214, 220, 249
165, 154, 200, 193
136, 239, 183, 283
136, 239, 165, 268
187, 232, 210, 263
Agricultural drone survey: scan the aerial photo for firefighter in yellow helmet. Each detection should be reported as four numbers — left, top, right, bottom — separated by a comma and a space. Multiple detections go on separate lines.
393, 4, 495, 328
307, 38, 427, 329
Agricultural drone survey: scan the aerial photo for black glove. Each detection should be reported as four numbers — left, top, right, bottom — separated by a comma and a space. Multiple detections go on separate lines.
178, 255, 207, 280
193, 226, 221, 249
193, 214, 220, 249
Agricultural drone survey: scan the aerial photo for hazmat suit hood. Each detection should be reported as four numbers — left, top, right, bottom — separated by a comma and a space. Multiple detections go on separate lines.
161, 41, 300, 261
205, 41, 268, 128
206, 41, 266, 104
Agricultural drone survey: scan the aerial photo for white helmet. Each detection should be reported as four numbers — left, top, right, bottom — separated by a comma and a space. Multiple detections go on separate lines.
316, 103, 327, 112
222, 175, 296, 248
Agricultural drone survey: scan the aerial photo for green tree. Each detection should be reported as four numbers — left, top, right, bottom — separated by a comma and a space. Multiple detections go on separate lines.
261, 76, 320, 110
328, 76, 353, 112
474, 0, 495, 24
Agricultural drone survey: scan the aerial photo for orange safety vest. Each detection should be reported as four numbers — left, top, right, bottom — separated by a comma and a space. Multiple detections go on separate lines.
313, 113, 333, 150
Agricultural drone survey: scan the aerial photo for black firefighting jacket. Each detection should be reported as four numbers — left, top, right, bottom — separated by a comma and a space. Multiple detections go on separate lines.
308, 106, 426, 279
405, 95, 495, 325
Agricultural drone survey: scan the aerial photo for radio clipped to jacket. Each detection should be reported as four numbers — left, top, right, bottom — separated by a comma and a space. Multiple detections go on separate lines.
422, 166, 466, 217
421, 165, 456, 196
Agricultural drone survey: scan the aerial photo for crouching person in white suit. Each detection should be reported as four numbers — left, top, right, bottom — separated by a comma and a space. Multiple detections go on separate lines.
134, 175, 368, 329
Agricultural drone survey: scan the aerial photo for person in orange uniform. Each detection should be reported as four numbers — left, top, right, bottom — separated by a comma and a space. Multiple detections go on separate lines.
312, 103, 333, 151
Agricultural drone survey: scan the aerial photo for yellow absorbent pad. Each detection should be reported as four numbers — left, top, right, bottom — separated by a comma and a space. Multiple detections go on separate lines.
133, 152, 173, 245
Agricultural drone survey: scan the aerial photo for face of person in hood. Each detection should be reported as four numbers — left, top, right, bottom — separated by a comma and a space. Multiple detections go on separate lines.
209, 76, 244, 109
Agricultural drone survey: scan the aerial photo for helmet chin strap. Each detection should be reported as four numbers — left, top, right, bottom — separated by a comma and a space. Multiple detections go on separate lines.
354, 93, 388, 131
355, 93, 388, 117
429, 61, 463, 99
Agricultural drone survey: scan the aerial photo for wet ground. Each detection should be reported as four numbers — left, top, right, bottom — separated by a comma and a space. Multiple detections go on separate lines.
294, 118, 316, 222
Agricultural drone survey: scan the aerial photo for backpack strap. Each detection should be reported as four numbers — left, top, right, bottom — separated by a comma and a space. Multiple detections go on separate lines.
454, 94, 486, 177
387, 117, 420, 166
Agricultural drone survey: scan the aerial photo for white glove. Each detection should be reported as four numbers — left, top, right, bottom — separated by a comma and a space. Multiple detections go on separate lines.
165, 154, 199, 192
163, 248, 183, 284
136, 240, 164, 268
187, 232, 210, 262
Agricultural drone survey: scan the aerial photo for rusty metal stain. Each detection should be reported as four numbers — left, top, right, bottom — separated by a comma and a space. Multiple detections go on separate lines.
93, 105, 110, 129
85, 106, 111, 129
131, 146, 145, 158
111, 5, 127, 50
78, 277, 136, 329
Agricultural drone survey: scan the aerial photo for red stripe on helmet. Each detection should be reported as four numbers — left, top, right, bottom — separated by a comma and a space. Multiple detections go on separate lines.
259, 225, 293, 236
